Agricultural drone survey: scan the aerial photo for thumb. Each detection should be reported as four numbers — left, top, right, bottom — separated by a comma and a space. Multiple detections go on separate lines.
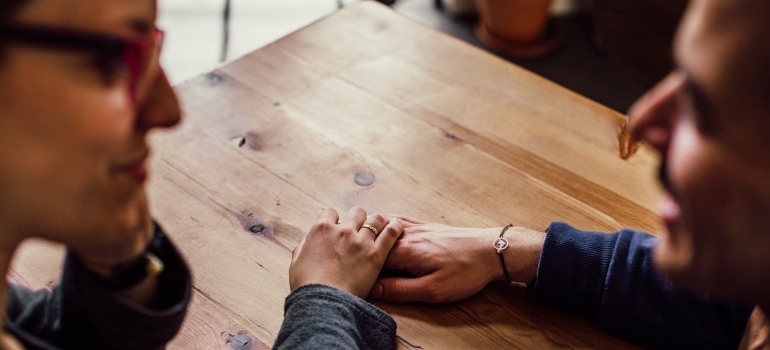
368, 277, 431, 303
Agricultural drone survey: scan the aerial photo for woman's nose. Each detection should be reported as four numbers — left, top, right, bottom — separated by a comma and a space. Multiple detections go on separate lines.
135, 69, 181, 131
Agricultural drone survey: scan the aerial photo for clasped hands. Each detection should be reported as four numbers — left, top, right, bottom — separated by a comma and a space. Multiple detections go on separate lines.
290, 207, 546, 303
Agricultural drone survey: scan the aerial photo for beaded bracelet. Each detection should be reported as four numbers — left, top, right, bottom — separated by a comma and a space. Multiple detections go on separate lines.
494, 224, 513, 283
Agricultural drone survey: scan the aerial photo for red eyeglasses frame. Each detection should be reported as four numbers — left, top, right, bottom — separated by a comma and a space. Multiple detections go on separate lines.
1, 24, 164, 103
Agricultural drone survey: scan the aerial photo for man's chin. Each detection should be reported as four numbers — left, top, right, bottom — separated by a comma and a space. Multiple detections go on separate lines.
653, 235, 718, 294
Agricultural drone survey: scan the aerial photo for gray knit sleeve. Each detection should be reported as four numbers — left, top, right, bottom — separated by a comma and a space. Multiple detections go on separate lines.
275, 284, 397, 350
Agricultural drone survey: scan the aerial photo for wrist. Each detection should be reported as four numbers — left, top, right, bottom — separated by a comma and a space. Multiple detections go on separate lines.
480, 227, 509, 283
487, 225, 545, 285
494, 224, 514, 283
504, 226, 546, 285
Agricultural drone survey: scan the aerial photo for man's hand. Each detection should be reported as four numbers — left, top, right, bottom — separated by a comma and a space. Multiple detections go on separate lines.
368, 216, 545, 304
290, 207, 404, 299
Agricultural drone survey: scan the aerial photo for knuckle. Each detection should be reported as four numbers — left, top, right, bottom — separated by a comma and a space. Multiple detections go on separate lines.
388, 280, 406, 298
369, 213, 386, 225
313, 221, 334, 233
424, 284, 446, 303
384, 225, 402, 237
341, 226, 357, 237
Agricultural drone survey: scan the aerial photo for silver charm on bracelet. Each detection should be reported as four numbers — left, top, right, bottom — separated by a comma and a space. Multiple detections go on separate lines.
493, 237, 509, 253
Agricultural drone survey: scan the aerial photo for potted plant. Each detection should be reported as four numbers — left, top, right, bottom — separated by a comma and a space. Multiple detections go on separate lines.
473, 0, 563, 58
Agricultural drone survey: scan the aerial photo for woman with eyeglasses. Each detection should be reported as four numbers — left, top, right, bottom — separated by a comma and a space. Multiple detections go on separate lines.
0, 0, 190, 348
0, 0, 406, 348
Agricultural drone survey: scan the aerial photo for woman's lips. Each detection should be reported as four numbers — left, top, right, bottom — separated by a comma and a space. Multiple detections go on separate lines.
114, 153, 149, 184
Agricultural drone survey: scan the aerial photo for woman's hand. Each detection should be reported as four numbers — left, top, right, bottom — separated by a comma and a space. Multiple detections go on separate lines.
368, 216, 545, 304
290, 207, 404, 299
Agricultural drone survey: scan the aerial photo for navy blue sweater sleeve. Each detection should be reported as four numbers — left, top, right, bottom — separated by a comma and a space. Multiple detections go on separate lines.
275, 284, 397, 350
531, 222, 753, 350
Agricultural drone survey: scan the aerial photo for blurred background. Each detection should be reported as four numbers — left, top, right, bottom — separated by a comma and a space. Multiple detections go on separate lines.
158, 0, 685, 113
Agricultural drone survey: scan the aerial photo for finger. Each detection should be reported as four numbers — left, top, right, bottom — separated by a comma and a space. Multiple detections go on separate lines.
378, 215, 418, 229
341, 206, 367, 229
291, 235, 306, 263
380, 242, 422, 273
360, 214, 388, 238
315, 208, 339, 225
375, 218, 403, 249
368, 277, 432, 303
381, 214, 427, 226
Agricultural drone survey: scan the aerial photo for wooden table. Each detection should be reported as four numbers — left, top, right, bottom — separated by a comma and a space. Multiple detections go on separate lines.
11, 2, 662, 349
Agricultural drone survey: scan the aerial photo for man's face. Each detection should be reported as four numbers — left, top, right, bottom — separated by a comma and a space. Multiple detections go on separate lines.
631, 0, 770, 299
0, 0, 180, 252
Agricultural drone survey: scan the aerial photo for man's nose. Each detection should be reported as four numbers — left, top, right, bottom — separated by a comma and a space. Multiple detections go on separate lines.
626, 71, 685, 156
135, 69, 182, 131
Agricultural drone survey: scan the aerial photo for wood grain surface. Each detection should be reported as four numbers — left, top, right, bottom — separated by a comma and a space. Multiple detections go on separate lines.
10, 2, 662, 349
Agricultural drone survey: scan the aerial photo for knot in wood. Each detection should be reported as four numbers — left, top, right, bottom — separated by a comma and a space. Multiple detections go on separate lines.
249, 224, 266, 234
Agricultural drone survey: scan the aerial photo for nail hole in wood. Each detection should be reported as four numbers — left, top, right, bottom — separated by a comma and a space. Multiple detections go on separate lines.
354, 172, 375, 187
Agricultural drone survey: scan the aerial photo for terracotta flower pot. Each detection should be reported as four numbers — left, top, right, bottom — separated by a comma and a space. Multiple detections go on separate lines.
473, 0, 563, 57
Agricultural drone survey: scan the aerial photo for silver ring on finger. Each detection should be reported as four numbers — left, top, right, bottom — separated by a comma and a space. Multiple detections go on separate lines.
361, 224, 379, 237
